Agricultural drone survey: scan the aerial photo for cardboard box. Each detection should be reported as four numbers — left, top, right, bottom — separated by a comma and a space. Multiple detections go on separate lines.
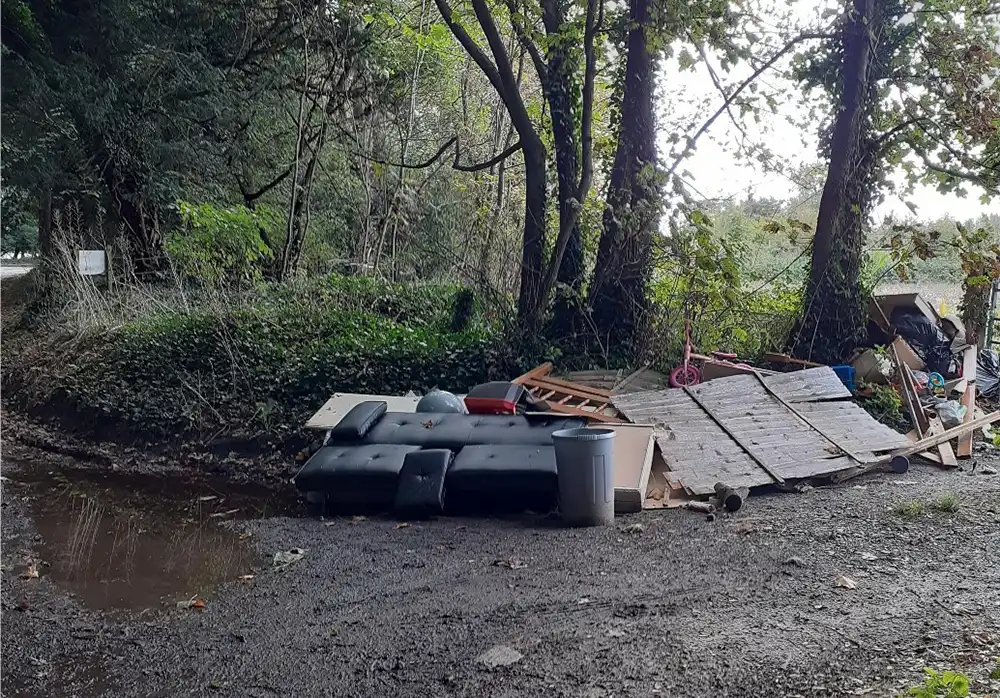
870, 293, 940, 331
852, 338, 924, 385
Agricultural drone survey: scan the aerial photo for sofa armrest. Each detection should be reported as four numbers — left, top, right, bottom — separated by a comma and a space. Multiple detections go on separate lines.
329, 401, 388, 441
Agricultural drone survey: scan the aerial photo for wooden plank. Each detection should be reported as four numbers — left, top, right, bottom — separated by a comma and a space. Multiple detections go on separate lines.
888, 411, 1000, 458
524, 374, 612, 400
926, 416, 958, 467
682, 386, 785, 485
762, 352, 825, 368
891, 344, 928, 438
537, 402, 624, 423
305, 393, 421, 430
512, 362, 553, 385
761, 367, 853, 402
957, 345, 978, 458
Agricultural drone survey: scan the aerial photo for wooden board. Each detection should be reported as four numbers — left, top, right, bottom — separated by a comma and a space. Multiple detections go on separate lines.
612, 366, 670, 395
305, 393, 421, 430
926, 416, 958, 467
957, 345, 978, 458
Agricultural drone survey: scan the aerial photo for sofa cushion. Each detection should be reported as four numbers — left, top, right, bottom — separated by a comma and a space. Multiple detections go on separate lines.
329, 401, 388, 441
294, 444, 421, 506
357, 413, 585, 450
445, 445, 558, 514
394, 449, 453, 519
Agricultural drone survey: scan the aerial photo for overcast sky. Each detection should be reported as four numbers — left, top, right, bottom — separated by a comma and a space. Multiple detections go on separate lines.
655, 2, 1000, 224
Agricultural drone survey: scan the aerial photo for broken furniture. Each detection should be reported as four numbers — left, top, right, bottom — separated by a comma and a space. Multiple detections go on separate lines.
294, 400, 585, 515
512, 363, 623, 422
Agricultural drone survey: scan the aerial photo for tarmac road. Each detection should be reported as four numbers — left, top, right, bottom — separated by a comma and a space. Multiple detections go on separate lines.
2, 445, 999, 698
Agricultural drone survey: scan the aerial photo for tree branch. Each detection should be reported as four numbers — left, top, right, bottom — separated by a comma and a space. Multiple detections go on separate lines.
453, 139, 524, 171
432, 0, 508, 100
352, 136, 523, 173
504, 0, 548, 87
666, 32, 834, 179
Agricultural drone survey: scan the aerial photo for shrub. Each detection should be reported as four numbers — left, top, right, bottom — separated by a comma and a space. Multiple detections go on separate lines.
53, 305, 513, 437
165, 201, 278, 286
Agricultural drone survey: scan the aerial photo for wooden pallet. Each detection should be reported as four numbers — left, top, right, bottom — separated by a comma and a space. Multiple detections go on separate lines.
513, 363, 624, 423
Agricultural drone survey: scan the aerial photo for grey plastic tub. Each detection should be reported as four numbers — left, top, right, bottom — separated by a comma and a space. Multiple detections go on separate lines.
552, 428, 616, 527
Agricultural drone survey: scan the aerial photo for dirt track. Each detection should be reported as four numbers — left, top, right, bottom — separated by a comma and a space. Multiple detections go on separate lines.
2, 438, 999, 698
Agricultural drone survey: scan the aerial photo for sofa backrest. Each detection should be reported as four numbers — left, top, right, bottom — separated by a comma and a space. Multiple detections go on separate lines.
351, 412, 585, 450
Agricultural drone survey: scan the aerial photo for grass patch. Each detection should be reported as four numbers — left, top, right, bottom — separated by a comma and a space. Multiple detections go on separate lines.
893, 493, 960, 519
894, 499, 927, 518
930, 492, 960, 513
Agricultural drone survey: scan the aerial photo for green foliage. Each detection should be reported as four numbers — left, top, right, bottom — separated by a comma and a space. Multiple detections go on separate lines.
1, 220, 39, 258
905, 668, 969, 698
648, 209, 801, 366
894, 499, 926, 518
165, 202, 277, 286
28, 274, 504, 436
931, 492, 960, 513
857, 381, 908, 432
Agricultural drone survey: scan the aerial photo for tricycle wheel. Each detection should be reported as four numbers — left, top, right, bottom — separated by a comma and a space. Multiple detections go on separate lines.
669, 365, 702, 388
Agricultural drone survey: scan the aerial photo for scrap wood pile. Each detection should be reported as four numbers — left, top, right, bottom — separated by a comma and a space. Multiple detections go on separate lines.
510, 292, 1000, 510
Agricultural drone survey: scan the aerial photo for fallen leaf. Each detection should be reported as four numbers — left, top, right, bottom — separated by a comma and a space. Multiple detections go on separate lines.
209, 508, 240, 519
238, 575, 255, 582
22, 565, 38, 579
349, 516, 366, 524
394, 522, 410, 529
835, 573, 858, 590
177, 597, 207, 610
861, 552, 877, 561
239, 532, 252, 540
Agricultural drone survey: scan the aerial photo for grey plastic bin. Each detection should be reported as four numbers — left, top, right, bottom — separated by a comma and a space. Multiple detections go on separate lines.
552, 428, 616, 526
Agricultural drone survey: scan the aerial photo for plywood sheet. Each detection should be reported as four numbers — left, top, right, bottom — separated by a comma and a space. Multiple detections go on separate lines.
306, 393, 421, 430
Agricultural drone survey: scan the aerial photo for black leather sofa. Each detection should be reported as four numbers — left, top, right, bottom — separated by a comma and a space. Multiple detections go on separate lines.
294, 400, 584, 515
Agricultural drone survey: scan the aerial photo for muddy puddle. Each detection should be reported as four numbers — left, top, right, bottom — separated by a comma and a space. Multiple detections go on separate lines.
2, 462, 300, 611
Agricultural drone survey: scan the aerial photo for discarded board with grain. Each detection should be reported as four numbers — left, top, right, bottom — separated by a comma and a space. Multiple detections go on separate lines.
612, 367, 911, 497
513, 363, 623, 422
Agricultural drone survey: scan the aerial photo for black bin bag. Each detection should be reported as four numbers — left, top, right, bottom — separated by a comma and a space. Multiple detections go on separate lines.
979, 349, 1000, 400
890, 309, 952, 375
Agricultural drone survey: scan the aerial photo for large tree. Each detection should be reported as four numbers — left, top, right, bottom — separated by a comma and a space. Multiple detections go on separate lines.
792, 0, 999, 363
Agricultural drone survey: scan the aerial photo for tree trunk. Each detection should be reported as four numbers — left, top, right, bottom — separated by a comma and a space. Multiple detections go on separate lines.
545, 8, 586, 335
791, 0, 879, 364
103, 164, 166, 276
518, 137, 547, 320
587, 0, 658, 359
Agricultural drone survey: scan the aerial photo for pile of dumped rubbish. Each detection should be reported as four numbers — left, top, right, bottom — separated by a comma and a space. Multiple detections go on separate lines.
294, 293, 999, 522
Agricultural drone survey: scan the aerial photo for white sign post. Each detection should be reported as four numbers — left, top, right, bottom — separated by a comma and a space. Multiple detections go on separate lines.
78, 250, 106, 276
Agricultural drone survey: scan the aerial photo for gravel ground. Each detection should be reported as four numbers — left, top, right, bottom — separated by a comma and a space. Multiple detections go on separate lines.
2, 434, 1000, 698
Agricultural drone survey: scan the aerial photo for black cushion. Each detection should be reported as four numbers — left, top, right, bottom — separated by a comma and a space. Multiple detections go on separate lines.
446, 444, 558, 501
294, 443, 421, 505
358, 413, 585, 450
329, 401, 388, 441
394, 449, 453, 519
